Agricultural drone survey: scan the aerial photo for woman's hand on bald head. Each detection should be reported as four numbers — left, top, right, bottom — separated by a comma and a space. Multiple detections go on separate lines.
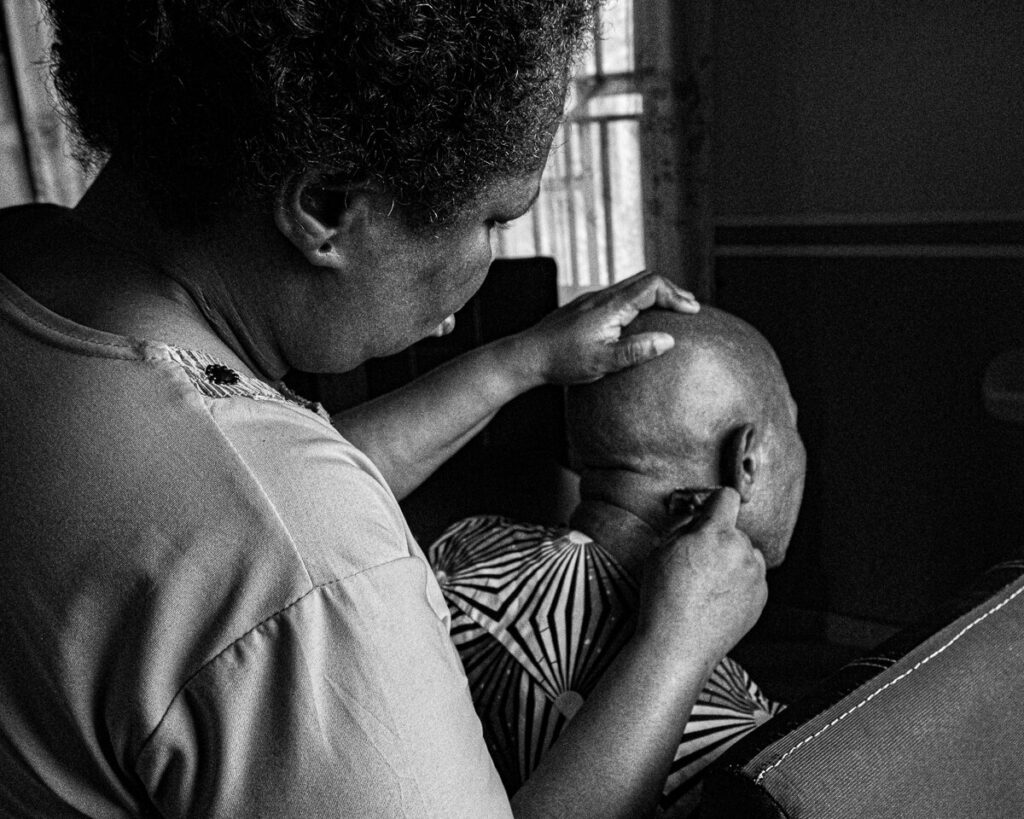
509, 271, 701, 387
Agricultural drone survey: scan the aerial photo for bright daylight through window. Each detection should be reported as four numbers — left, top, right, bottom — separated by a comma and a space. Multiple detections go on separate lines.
491, 0, 645, 304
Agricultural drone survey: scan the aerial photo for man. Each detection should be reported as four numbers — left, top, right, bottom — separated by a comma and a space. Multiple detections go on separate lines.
429, 306, 806, 812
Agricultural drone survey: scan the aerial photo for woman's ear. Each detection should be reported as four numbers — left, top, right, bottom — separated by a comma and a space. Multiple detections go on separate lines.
720, 423, 758, 503
274, 169, 364, 268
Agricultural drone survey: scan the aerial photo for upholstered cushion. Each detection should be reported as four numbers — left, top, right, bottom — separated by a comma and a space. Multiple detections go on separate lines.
698, 560, 1024, 819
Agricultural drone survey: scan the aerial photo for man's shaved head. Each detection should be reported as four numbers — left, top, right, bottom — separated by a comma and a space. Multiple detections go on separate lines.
566, 306, 805, 567
568, 307, 789, 473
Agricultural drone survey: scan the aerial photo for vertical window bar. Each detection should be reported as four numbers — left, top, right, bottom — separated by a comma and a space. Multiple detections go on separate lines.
561, 124, 582, 288
598, 119, 616, 283
550, 139, 567, 287
577, 120, 601, 286
530, 192, 544, 256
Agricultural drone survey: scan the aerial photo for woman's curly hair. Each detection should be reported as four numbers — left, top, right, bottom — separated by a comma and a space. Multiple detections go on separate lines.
41, 0, 599, 225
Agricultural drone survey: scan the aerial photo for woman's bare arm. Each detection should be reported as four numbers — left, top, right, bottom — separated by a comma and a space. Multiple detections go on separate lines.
331, 333, 533, 499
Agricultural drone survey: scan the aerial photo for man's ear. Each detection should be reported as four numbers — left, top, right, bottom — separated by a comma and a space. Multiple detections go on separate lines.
274, 169, 370, 268
720, 423, 758, 503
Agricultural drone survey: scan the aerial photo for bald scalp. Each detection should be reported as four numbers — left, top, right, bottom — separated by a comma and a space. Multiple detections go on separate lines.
566, 307, 786, 475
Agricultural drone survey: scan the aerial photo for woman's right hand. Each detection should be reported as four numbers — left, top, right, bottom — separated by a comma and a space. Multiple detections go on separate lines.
510, 487, 767, 818
637, 488, 768, 670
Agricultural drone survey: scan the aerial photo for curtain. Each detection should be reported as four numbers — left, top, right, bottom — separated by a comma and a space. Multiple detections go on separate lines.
0, 0, 91, 209
635, 0, 714, 300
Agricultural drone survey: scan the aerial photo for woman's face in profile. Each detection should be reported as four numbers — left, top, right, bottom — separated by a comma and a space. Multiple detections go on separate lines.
389, 168, 545, 348
277, 167, 545, 373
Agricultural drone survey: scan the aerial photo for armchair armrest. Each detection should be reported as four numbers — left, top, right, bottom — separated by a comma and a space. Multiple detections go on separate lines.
697, 560, 1024, 819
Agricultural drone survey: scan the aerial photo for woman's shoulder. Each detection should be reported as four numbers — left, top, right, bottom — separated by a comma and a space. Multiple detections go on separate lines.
156, 345, 418, 584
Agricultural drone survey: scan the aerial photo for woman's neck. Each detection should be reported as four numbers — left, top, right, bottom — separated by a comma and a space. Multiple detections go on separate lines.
67, 162, 287, 381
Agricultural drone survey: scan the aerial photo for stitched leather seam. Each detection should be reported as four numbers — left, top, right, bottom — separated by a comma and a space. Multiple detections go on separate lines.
753, 579, 1024, 784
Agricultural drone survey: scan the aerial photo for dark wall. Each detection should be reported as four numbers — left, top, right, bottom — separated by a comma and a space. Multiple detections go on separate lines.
714, 0, 1024, 217
711, 2, 1024, 629
717, 251, 1024, 626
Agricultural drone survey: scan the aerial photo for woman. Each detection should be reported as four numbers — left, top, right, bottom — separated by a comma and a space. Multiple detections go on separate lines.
0, 2, 767, 816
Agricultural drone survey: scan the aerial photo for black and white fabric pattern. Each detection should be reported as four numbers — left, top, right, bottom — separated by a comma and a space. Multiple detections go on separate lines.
427, 515, 783, 811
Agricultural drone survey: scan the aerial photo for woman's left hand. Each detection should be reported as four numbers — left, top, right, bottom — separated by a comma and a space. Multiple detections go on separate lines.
510, 271, 699, 386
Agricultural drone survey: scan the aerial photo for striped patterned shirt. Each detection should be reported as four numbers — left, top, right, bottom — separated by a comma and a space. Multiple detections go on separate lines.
427, 515, 783, 811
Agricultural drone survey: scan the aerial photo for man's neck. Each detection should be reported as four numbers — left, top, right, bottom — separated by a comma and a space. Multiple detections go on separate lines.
569, 499, 661, 582
568, 462, 724, 581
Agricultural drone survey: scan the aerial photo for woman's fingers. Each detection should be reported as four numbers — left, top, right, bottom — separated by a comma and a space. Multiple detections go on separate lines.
520, 272, 700, 385
695, 487, 742, 532
594, 273, 700, 374
606, 271, 700, 316
606, 331, 676, 371
592, 273, 699, 374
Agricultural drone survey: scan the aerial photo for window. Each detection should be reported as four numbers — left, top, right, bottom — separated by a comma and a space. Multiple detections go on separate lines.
492, 0, 645, 304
